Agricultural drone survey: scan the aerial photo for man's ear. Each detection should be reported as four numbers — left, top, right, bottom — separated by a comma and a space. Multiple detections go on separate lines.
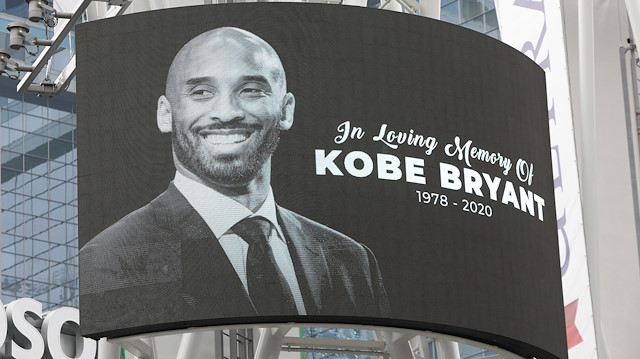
157, 95, 173, 133
279, 92, 295, 131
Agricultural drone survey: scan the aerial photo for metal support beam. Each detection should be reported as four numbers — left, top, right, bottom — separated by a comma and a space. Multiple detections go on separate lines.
17, 0, 92, 92
382, 330, 415, 358
175, 331, 218, 359
418, 0, 440, 19
409, 336, 432, 359
255, 326, 291, 359
435, 338, 461, 359
97, 338, 121, 359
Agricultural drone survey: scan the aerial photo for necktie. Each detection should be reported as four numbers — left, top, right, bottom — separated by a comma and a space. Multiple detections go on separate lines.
232, 217, 298, 315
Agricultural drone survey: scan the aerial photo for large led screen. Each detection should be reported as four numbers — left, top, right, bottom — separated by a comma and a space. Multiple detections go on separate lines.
77, 4, 567, 359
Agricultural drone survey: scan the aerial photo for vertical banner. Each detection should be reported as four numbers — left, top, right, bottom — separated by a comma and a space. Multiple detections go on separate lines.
495, 1, 598, 359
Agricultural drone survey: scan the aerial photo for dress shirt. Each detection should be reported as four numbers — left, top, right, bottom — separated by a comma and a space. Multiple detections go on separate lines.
173, 172, 306, 314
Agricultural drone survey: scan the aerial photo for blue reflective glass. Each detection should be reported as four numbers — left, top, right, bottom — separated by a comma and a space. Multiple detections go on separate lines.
2, 169, 22, 188
2, 251, 15, 271
5, 112, 22, 130
460, 0, 483, 21
50, 183, 66, 203
49, 220, 66, 244
50, 244, 66, 263
25, 155, 48, 176
462, 14, 484, 32
25, 134, 49, 158
485, 9, 498, 31
484, 0, 494, 10
50, 262, 66, 285
50, 162, 66, 181
30, 175, 48, 197
486, 28, 500, 40
24, 115, 48, 133
33, 239, 49, 257
441, 1, 459, 23
50, 203, 66, 222
32, 217, 49, 238
2, 276, 21, 296
65, 182, 75, 203
1, 125, 9, 148
50, 285, 64, 303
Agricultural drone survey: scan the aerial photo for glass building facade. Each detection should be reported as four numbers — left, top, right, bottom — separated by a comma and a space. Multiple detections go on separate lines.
0, 0, 499, 356
0, 3, 78, 310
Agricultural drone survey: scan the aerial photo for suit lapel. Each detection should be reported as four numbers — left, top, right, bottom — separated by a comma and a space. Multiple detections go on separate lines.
155, 184, 257, 317
277, 206, 329, 315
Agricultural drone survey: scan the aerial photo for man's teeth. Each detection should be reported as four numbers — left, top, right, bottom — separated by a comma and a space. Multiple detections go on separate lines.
203, 133, 249, 144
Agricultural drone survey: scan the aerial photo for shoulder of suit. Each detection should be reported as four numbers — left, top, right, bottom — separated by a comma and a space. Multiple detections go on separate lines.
81, 189, 174, 253
277, 205, 367, 251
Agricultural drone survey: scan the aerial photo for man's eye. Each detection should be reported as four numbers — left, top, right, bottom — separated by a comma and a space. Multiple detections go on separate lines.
188, 88, 214, 99
240, 87, 268, 97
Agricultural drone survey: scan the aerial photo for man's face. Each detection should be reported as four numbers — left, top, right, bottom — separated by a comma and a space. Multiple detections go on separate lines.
160, 34, 293, 187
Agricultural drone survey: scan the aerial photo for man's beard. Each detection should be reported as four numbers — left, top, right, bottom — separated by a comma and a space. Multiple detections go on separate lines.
173, 121, 281, 187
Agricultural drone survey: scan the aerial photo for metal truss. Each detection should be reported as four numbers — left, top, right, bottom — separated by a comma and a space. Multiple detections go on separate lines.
100, 324, 523, 359
12, 0, 132, 96
2, 0, 439, 97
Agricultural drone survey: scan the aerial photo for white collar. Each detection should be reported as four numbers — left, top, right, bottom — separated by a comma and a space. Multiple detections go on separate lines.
173, 171, 284, 240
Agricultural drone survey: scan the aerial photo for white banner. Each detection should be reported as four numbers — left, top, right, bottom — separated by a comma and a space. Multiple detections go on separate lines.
494, 1, 597, 358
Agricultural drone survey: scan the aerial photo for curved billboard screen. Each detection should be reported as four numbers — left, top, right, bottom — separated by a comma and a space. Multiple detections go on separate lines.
77, 4, 566, 359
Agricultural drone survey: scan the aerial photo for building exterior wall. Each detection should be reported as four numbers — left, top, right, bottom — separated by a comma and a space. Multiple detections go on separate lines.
0, 3, 78, 310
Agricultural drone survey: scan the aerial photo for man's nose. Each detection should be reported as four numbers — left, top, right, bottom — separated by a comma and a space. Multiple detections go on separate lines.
211, 94, 244, 122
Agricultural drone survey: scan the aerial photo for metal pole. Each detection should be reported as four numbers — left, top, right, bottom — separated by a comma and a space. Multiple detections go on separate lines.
435, 339, 461, 359
381, 330, 414, 358
176, 331, 217, 359
97, 338, 121, 359
255, 326, 290, 359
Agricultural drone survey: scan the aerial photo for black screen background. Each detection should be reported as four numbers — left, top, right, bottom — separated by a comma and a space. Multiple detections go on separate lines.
77, 4, 567, 359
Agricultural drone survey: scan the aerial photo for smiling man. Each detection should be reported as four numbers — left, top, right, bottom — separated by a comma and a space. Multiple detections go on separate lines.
80, 27, 389, 336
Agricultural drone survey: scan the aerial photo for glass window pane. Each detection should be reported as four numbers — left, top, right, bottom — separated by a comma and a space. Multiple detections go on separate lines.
25, 115, 48, 133
33, 239, 49, 257
2, 151, 23, 171
50, 162, 66, 180
441, 1, 459, 23
50, 181, 66, 203
65, 182, 75, 203
30, 197, 49, 217
462, 14, 485, 33
50, 203, 66, 221
5, 112, 22, 131
485, 9, 498, 32
460, 0, 483, 22
49, 138, 73, 161
50, 244, 66, 262
49, 220, 66, 244
2, 276, 21, 296
7, 128, 24, 148
25, 134, 48, 158
32, 217, 49, 239
2, 250, 16, 273
26, 104, 44, 118
24, 155, 47, 175
484, 0, 494, 10
486, 28, 501, 40
1, 125, 9, 148
31, 176, 48, 198
2, 168, 22, 187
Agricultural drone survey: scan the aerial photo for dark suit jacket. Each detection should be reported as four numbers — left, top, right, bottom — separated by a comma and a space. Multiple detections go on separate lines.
80, 183, 390, 338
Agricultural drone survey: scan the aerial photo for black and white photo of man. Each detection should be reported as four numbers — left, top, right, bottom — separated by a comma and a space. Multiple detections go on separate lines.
80, 27, 390, 335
